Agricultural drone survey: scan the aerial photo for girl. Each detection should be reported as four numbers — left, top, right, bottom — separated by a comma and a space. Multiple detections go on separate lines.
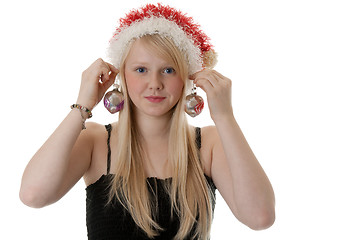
20, 4, 275, 240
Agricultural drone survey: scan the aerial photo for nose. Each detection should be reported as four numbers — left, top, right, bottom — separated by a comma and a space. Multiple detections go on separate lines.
149, 72, 163, 90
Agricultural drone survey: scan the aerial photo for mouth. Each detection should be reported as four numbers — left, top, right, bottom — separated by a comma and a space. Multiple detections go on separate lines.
145, 96, 166, 103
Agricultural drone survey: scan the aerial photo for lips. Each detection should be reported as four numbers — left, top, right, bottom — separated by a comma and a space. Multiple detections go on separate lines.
145, 96, 166, 103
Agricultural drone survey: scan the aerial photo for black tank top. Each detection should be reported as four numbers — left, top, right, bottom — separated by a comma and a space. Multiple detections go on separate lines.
85, 125, 216, 239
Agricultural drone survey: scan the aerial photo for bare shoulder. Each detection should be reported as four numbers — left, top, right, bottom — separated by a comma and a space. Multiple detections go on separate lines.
201, 125, 219, 142
84, 121, 107, 133
79, 122, 108, 149
199, 125, 219, 178
83, 122, 113, 186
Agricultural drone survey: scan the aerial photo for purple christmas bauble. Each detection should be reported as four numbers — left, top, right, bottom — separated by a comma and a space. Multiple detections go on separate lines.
104, 88, 124, 114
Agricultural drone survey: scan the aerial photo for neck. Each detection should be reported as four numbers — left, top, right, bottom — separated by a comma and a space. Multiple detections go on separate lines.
134, 111, 173, 141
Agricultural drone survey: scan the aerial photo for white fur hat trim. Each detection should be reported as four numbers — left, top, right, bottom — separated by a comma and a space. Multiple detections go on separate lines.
107, 17, 203, 75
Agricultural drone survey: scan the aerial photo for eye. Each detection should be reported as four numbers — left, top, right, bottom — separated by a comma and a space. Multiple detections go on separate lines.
136, 67, 147, 73
163, 67, 175, 74
165, 68, 175, 74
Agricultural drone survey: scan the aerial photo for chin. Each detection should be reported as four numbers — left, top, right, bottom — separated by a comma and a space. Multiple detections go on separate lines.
142, 107, 175, 118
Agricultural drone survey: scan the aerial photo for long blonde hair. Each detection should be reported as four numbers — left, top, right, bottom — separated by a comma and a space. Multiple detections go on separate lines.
108, 34, 215, 240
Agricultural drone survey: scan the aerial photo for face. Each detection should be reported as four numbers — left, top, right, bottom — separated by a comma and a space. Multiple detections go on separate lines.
124, 39, 184, 118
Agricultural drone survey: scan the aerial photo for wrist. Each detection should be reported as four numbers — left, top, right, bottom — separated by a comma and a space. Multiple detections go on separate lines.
76, 97, 95, 111
70, 104, 93, 130
211, 109, 235, 123
213, 112, 236, 125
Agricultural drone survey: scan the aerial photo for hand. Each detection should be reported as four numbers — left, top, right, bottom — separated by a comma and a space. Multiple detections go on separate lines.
190, 69, 233, 121
76, 58, 119, 110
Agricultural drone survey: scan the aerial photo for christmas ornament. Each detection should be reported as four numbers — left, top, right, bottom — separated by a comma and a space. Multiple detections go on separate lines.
104, 80, 124, 114
185, 84, 204, 117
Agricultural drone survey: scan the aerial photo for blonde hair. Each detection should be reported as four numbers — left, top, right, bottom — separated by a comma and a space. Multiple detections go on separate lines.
108, 34, 214, 239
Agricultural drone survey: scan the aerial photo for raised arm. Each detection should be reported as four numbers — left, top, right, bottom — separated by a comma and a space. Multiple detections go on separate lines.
19, 59, 118, 208
192, 69, 275, 230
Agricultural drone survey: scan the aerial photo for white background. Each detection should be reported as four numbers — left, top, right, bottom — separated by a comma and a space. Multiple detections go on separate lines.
1, 0, 343, 239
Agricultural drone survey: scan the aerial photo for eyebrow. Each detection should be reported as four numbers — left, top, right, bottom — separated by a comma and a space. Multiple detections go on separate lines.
126, 61, 175, 68
127, 61, 150, 65
126, 58, 172, 66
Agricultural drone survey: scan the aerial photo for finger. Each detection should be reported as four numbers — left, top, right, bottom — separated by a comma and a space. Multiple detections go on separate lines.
100, 73, 108, 83
108, 70, 118, 83
189, 69, 205, 80
108, 63, 119, 74
101, 75, 115, 91
103, 61, 119, 74
100, 62, 112, 77
99, 68, 110, 83
210, 69, 225, 79
188, 73, 197, 80
195, 74, 219, 89
194, 69, 220, 82
195, 78, 215, 94
212, 70, 231, 85
197, 70, 231, 90
97, 59, 110, 75
101, 66, 117, 85
188, 68, 211, 80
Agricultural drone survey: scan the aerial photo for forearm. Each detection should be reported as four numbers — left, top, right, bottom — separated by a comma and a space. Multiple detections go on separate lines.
214, 115, 275, 228
20, 109, 85, 207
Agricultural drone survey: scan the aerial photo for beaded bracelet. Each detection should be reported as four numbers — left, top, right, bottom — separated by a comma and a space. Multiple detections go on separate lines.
70, 104, 93, 130
70, 104, 93, 118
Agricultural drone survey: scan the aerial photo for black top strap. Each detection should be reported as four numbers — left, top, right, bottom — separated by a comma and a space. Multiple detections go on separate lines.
105, 124, 112, 175
195, 127, 201, 150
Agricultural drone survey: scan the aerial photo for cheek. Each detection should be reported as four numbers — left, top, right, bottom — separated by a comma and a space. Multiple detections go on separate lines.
169, 78, 184, 97
125, 71, 142, 97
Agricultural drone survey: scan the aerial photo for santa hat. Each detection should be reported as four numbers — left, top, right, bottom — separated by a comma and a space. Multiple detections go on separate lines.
107, 3, 217, 75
